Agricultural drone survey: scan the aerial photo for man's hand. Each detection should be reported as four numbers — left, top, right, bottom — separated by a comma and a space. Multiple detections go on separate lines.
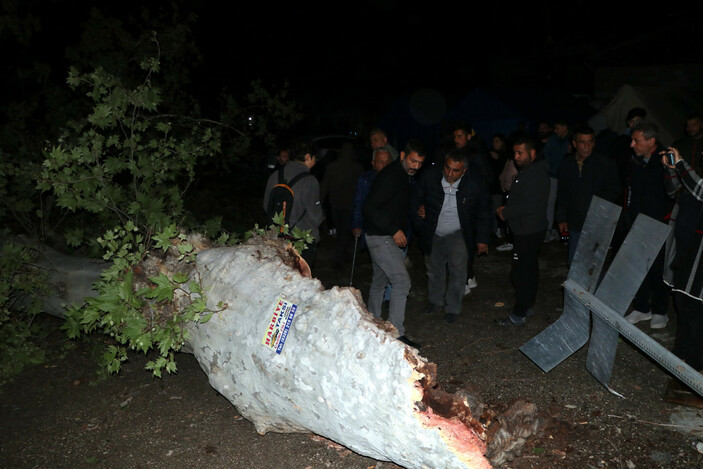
660, 147, 681, 168
417, 204, 426, 218
558, 222, 568, 233
352, 228, 362, 238
496, 205, 506, 221
392, 229, 408, 248
477, 243, 488, 255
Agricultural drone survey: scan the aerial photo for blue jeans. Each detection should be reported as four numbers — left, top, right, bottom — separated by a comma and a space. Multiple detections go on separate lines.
366, 234, 411, 336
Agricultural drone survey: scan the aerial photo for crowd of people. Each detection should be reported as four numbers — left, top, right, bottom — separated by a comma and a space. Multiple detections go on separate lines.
262, 112, 703, 406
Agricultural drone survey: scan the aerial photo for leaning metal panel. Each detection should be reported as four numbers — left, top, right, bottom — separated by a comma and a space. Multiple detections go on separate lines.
520, 197, 619, 372
586, 214, 671, 390
520, 196, 703, 398
566, 196, 621, 291
567, 279, 703, 398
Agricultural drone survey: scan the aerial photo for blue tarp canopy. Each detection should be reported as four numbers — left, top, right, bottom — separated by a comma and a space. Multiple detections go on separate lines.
378, 87, 599, 152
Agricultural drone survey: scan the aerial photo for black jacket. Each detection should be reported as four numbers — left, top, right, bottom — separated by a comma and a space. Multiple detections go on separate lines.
556, 151, 620, 232
362, 159, 414, 237
413, 162, 493, 255
624, 146, 674, 227
502, 158, 550, 235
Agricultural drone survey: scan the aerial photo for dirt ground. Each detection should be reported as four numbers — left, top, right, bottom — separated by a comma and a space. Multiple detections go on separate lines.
2, 217, 703, 468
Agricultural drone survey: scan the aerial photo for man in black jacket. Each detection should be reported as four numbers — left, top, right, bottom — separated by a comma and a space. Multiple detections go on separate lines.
623, 122, 674, 329
363, 139, 426, 348
414, 148, 492, 324
495, 134, 550, 326
556, 125, 620, 266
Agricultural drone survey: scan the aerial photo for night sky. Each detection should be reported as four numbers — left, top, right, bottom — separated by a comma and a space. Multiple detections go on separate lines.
3, 1, 700, 136
191, 1, 697, 119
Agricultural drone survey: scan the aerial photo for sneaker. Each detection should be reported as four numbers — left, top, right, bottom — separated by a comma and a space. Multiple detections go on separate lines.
624, 309, 652, 324
467, 277, 478, 289
495, 313, 526, 327
650, 314, 668, 329
444, 313, 458, 324
423, 303, 443, 315
544, 229, 558, 243
398, 335, 422, 349
496, 242, 513, 252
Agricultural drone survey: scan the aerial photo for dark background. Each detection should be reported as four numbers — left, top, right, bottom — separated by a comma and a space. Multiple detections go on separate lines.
3, 1, 702, 147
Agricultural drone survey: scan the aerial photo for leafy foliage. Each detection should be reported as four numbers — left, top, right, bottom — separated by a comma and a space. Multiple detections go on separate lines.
62, 224, 219, 377
250, 211, 315, 255
1, 5, 304, 380
37, 46, 221, 246
0, 238, 52, 381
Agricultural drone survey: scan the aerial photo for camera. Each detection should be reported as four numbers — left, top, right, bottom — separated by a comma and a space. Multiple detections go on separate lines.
667, 152, 676, 165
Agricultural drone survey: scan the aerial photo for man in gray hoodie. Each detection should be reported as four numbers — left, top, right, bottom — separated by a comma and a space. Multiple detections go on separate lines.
495, 133, 551, 326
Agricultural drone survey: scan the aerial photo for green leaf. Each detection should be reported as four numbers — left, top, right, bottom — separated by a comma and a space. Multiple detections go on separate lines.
199, 312, 214, 324
144, 274, 175, 302
172, 272, 188, 284
123, 315, 147, 339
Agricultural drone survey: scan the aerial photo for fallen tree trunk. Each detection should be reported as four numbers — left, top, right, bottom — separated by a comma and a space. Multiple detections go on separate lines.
31, 234, 545, 468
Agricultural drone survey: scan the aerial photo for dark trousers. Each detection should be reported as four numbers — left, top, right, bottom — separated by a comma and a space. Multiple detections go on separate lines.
633, 247, 669, 316
511, 231, 545, 318
672, 292, 703, 371
301, 242, 318, 273
332, 208, 353, 266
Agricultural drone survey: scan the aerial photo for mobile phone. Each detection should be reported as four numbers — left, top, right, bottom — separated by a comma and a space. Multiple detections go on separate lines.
667, 152, 676, 165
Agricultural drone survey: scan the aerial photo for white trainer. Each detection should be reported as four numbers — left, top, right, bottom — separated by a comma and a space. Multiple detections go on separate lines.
496, 243, 513, 252
650, 314, 668, 329
624, 310, 652, 324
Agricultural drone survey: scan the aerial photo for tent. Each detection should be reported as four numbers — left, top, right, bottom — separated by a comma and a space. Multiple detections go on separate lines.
600, 84, 703, 146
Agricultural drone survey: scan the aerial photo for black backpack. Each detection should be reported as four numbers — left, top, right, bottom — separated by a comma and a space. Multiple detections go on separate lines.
266, 167, 312, 227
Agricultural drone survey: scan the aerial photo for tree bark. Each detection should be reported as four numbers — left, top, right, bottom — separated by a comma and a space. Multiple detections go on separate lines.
31, 234, 545, 468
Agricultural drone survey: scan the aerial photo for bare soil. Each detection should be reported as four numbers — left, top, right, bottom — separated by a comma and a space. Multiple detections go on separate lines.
2, 210, 703, 468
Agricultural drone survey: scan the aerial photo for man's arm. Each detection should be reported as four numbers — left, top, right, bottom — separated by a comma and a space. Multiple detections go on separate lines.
306, 178, 325, 229
675, 159, 703, 201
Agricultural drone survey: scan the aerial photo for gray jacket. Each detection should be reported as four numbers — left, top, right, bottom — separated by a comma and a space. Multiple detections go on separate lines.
263, 162, 325, 241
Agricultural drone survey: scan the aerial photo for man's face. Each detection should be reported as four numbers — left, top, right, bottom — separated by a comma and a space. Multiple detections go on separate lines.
630, 130, 656, 157
443, 158, 467, 184
573, 133, 595, 159
370, 133, 387, 150
372, 150, 392, 172
627, 116, 643, 129
513, 143, 535, 169
537, 122, 551, 139
276, 150, 290, 165
400, 151, 425, 175
554, 124, 569, 138
303, 153, 316, 169
453, 129, 470, 148
686, 118, 703, 139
